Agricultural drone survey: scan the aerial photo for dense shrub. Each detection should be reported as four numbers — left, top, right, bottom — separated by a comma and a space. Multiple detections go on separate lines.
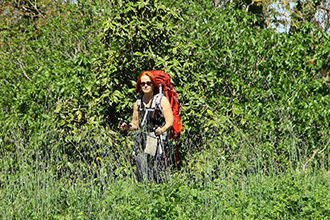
1, 0, 330, 218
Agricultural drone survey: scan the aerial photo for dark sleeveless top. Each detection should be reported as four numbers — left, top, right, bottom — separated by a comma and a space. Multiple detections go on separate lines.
137, 95, 165, 133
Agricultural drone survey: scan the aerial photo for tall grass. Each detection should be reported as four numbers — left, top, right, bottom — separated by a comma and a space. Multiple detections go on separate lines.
1, 120, 330, 219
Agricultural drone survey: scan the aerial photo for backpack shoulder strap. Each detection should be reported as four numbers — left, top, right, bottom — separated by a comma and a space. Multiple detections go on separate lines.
136, 94, 144, 112
154, 93, 163, 107
154, 93, 164, 115
137, 93, 163, 113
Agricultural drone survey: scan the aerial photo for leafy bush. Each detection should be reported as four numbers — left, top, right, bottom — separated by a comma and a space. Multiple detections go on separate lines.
1, 0, 330, 218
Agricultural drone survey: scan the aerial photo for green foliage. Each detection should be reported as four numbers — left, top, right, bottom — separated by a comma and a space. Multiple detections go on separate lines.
171, 6, 330, 174
0, 0, 104, 139
2, 160, 330, 219
84, 0, 187, 126
1, 0, 330, 218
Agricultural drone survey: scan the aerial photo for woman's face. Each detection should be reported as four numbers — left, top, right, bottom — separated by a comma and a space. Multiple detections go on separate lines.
140, 75, 154, 94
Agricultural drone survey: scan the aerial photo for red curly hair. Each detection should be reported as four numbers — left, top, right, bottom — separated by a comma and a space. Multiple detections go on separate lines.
134, 71, 159, 93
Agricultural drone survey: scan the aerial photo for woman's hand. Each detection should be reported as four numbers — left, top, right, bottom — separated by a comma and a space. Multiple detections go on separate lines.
154, 126, 163, 136
119, 121, 130, 131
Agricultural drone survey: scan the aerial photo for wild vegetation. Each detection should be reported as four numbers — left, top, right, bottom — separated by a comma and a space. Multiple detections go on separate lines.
1, 0, 330, 218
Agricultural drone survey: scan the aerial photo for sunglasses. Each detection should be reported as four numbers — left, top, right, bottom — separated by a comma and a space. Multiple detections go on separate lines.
140, 81, 152, 86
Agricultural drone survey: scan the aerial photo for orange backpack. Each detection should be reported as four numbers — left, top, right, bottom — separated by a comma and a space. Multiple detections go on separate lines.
148, 70, 183, 139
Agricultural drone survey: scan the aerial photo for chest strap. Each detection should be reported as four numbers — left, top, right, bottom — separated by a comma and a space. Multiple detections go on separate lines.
137, 94, 163, 112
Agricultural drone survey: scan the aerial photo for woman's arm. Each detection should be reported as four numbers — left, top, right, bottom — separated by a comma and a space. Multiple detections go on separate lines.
155, 96, 173, 136
129, 102, 139, 130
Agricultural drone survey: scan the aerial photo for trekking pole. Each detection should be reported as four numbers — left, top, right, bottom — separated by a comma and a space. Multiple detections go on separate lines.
159, 136, 167, 167
159, 84, 163, 95
157, 84, 167, 166
118, 121, 135, 177
155, 126, 167, 168
156, 133, 170, 185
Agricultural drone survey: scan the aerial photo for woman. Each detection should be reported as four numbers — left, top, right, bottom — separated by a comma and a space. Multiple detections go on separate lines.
119, 71, 173, 182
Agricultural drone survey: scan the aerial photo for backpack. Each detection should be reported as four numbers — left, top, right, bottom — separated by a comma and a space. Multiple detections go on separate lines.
148, 70, 183, 139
